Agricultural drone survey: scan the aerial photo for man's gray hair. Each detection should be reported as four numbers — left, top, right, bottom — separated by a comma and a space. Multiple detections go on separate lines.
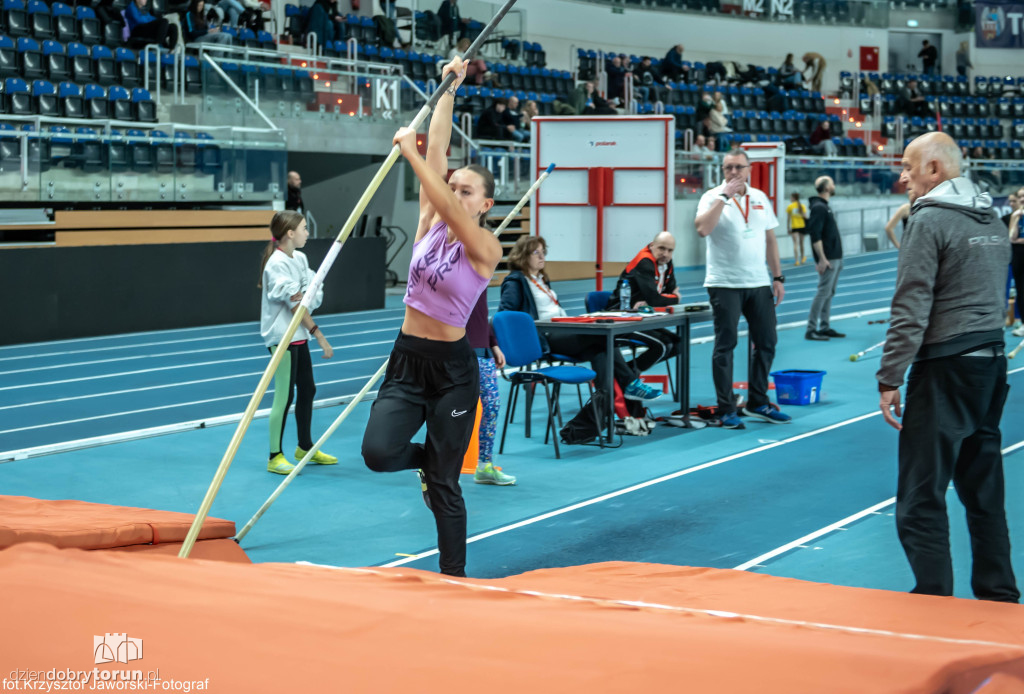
917, 136, 962, 177
723, 148, 749, 163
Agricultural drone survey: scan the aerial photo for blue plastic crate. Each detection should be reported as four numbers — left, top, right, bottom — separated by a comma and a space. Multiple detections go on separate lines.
770, 369, 826, 405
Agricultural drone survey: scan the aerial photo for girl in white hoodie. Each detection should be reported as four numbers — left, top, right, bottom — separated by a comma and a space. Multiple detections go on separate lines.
259, 211, 335, 475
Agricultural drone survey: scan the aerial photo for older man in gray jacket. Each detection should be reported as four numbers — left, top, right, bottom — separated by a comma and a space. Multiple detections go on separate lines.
878, 132, 1019, 603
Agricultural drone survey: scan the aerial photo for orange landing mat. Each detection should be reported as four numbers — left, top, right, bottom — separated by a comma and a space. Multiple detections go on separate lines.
1, 543, 1022, 693
0, 495, 249, 562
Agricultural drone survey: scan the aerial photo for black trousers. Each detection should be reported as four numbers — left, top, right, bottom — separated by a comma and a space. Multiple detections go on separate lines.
130, 18, 178, 49
268, 342, 316, 456
626, 328, 680, 373
707, 286, 777, 414
543, 331, 637, 391
361, 332, 478, 577
897, 353, 1019, 602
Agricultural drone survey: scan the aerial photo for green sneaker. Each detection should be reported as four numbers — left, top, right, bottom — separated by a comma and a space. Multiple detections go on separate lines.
267, 453, 296, 475
295, 447, 337, 465
474, 463, 517, 486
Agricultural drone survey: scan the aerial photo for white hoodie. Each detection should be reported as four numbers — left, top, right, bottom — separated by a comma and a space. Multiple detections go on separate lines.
260, 249, 324, 348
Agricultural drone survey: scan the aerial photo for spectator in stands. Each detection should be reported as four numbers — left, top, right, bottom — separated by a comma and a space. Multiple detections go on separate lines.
477, 98, 515, 141
956, 41, 973, 77
898, 79, 931, 117
445, 37, 488, 85
918, 39, 938, 76
701, 91, 731, 135
520, 99, 539, 134
801, 51, 826, 93
707, 135, 717, 152
184, 0, 233, 44
571, 81, 616, 116
661, 44, 689, 83
691, 134, 715, 161
809, 119, 838, 157
971, 145, 1000, 190
502, 95, 527, 143
695, 148, 790, 429
214, 0, 247, 26
499, 236, 660, 402
91, 0, 119, 29
805, 175, 845, 341
126, 0, 179, 50
778, 53, 802, 87
286, 171, 304, 214
606, 55, 626, 104
634, 56, 666, 103
438, 0, 469, 45
306, 0, 341, 46
606, 232, 683, 375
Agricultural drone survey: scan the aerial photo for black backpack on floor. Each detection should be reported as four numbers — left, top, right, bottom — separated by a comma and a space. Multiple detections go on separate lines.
559, 390, 610, 445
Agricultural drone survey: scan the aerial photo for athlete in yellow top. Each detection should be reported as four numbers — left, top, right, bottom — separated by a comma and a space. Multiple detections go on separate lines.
786, 192, 808, 265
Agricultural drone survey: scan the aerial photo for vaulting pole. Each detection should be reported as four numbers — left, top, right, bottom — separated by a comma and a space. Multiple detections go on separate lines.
179, 0, 521, 558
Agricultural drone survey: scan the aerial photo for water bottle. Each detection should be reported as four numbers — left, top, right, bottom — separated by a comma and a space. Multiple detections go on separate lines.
620, 278, 631, 311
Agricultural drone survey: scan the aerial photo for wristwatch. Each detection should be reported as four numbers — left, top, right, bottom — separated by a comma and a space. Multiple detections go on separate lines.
773, 276, 785, 284
718, 193, 730, 202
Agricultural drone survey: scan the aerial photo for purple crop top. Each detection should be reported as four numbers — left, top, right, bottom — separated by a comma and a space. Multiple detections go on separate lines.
404, 220, 490, 328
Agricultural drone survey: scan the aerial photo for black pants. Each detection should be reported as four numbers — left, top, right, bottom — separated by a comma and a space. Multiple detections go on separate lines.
268, 342, 316, 456
543, 331, 637, 391
625, 328, 680, 373
897, 353, 1019, 602
130, 18, 178, 49
707, 286, 777, 414
361, 333, 479, 577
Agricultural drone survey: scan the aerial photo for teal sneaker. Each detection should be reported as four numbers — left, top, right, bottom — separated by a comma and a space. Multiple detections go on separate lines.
474, 463, 517, 486
623, 379, 662, 401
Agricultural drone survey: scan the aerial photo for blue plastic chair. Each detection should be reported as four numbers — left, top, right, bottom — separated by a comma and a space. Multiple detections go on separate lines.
493, 311, 601, 458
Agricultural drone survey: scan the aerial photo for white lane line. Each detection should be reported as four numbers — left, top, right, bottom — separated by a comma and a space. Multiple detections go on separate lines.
0, 373, 374, 436
0, 317, 406, 363
379, 411, 885, 568
0, 339, 395, 376
733, 437, 1024, 571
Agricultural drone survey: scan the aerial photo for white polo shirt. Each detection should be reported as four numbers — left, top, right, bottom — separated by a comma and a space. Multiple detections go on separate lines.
697, 183, 779, 289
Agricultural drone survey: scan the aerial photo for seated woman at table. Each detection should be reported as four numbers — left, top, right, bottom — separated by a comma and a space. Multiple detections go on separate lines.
498, 235, 662, 402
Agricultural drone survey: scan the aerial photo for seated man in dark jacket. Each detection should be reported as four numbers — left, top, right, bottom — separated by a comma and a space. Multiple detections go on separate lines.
498, 235, 661, 401
607, 231, 683, 375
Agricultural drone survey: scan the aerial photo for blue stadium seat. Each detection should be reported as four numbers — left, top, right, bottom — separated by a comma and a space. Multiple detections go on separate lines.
91, 44, 114, 85
74, 5, 100, 45
5, 75, 30, 113
17, 36, 43, 79
57, 79, 82, 117
107, 83, 130, 120
83, 81, 107, 117
4, 0, 28, 37
131, 86, 154, 121
26, 0, 50, 39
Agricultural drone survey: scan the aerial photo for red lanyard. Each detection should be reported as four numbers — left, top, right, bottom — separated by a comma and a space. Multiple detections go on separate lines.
731, 195, 750, 226
528, 275, 559, 305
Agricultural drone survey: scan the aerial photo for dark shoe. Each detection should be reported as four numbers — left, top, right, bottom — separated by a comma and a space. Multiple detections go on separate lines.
805, 330, 830, 341
819, 328, 846, 338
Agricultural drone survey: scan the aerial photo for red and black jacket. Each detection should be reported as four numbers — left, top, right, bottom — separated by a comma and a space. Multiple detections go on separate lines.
609, 247, 679, 309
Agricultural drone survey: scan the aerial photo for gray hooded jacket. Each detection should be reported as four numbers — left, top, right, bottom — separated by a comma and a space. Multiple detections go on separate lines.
877, 177, 1009, 388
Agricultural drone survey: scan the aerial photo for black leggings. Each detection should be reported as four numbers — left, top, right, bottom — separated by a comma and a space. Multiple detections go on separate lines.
542, 332, 637, 392
625, 328, 681, 373
361, 332, 479, 577
268, 342, 316, 457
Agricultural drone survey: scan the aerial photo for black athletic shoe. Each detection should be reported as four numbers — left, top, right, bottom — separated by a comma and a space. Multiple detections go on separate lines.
805, 330, 830, 341
416, 469, 432, 510
819, 328, 846, 338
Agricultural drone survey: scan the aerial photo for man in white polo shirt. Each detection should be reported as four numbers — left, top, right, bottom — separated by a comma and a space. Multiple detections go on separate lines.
694, 148, 791, 429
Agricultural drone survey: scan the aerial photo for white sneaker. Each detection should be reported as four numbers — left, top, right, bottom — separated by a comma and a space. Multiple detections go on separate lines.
1013, 325, 1024, 337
